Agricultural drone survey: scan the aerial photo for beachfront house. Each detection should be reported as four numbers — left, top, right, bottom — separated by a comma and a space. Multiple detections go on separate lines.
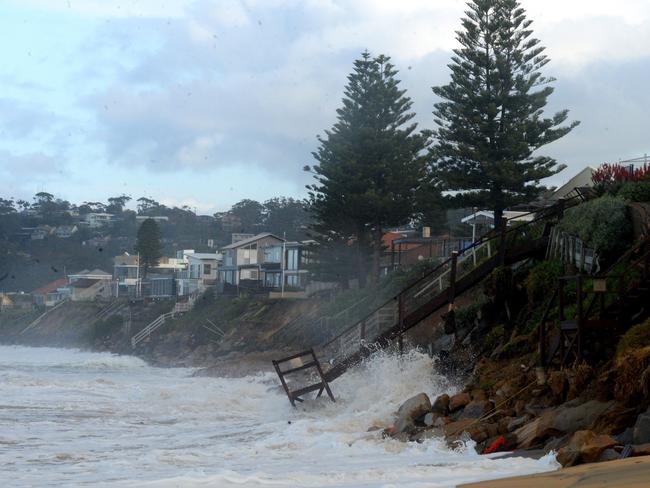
260, 240, 312, 291
32, 278, 70, 307
67, 269, 113, 301
176, 251, 222, 296
219, 233, 284, 287
83, 212, 115, 228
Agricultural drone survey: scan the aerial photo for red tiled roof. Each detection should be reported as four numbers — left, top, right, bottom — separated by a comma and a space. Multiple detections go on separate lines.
32, 278, 68, 295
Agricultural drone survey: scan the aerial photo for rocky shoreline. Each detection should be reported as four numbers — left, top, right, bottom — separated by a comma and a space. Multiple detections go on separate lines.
384, 351, 650, 468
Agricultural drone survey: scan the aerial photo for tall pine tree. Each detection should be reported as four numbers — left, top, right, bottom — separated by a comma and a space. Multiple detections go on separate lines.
431, 0, 579, 226
135, 218, 162, 277
307, 51, 430, 286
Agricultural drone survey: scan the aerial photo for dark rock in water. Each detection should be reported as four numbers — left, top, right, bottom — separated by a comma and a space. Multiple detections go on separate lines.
411, 428, 443, 443
394, 393, 432, 434
431, 393, 450, 415
460, 400, 490, 419
449, 392, 471, 413
443, 419, 488, 443
423, 412, 437, 426
632, 412, 650, 444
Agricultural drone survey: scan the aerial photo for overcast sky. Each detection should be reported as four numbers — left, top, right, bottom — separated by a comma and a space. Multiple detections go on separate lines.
1, 0, 649, 214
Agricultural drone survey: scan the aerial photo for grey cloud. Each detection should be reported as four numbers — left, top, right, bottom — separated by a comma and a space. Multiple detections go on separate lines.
79, 1, 650, 190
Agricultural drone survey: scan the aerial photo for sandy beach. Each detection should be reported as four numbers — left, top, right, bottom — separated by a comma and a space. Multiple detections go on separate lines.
460, 456, 650, 488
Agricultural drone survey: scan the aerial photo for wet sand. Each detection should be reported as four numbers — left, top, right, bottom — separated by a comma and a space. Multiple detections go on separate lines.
460, 456, 650, 488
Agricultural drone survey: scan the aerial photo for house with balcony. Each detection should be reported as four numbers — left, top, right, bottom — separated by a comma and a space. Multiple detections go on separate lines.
83, 212, 115, 228
176, 251, 222, 296
219, 233, 284, 287
113, 253, 140, 297
260, 240, 312, 291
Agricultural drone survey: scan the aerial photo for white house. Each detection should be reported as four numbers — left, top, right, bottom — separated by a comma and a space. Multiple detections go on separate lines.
84, 213, 115, 228
54, 225, 78, 238
177, 252, 222, 295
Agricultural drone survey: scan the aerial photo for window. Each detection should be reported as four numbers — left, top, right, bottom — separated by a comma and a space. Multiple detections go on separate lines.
203, 263, 211, 275
265, 272, 281, 288
286, 249, 298, 270
263, 246, 282, 263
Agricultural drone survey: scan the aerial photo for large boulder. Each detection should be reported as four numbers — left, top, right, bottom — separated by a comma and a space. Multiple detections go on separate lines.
443, 419, 488, 443
394, 393, 432, 434
449, 392, 471, 413
431, 394, 450, 415
460, 400, 491, 419
589, 403, 638, 435
556, 430, 617, 467
514, 400, 614, 449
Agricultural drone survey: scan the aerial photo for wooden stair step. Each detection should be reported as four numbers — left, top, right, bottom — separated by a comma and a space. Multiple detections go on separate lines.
291, 382, 326, 399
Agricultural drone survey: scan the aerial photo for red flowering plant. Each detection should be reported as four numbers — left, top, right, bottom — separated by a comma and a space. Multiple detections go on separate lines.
591, 163, 650, 195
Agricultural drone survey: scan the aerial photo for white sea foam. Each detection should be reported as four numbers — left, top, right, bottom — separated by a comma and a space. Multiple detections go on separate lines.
0, 345, 559, 487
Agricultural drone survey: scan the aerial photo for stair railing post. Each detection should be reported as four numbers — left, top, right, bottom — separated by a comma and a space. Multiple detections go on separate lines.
557, 198, 566, 219
449, 251, 458, 306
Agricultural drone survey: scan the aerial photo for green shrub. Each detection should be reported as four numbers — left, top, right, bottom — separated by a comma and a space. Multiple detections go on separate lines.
455, 300, 486, 329
617, 181, 650, 202
557, 195, 631, 258
92, 314, 123, 341
616, 319, 650, 357
483, 266, 513, 299
485, 324, 505, 350
525, 260, 563, 306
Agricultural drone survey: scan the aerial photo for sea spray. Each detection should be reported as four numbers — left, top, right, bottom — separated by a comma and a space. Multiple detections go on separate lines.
0, 345, 559, 487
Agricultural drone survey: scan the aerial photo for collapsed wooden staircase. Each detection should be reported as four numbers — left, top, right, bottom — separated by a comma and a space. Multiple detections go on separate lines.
274, 196, 588, 405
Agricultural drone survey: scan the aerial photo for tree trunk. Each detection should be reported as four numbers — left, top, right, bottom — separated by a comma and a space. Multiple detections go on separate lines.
370, 225, 383, 284
356, 225, 368, 288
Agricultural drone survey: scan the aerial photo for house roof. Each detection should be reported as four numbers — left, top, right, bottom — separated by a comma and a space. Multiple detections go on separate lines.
32, 278, 68, 295
221, 232, 284, 250
70, 278, 101, 289
187, 252, 222, 260
114, 253, 139, 266
461, 210, 535, 225
70, 268, 111, 278
551, 166, 596, 200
